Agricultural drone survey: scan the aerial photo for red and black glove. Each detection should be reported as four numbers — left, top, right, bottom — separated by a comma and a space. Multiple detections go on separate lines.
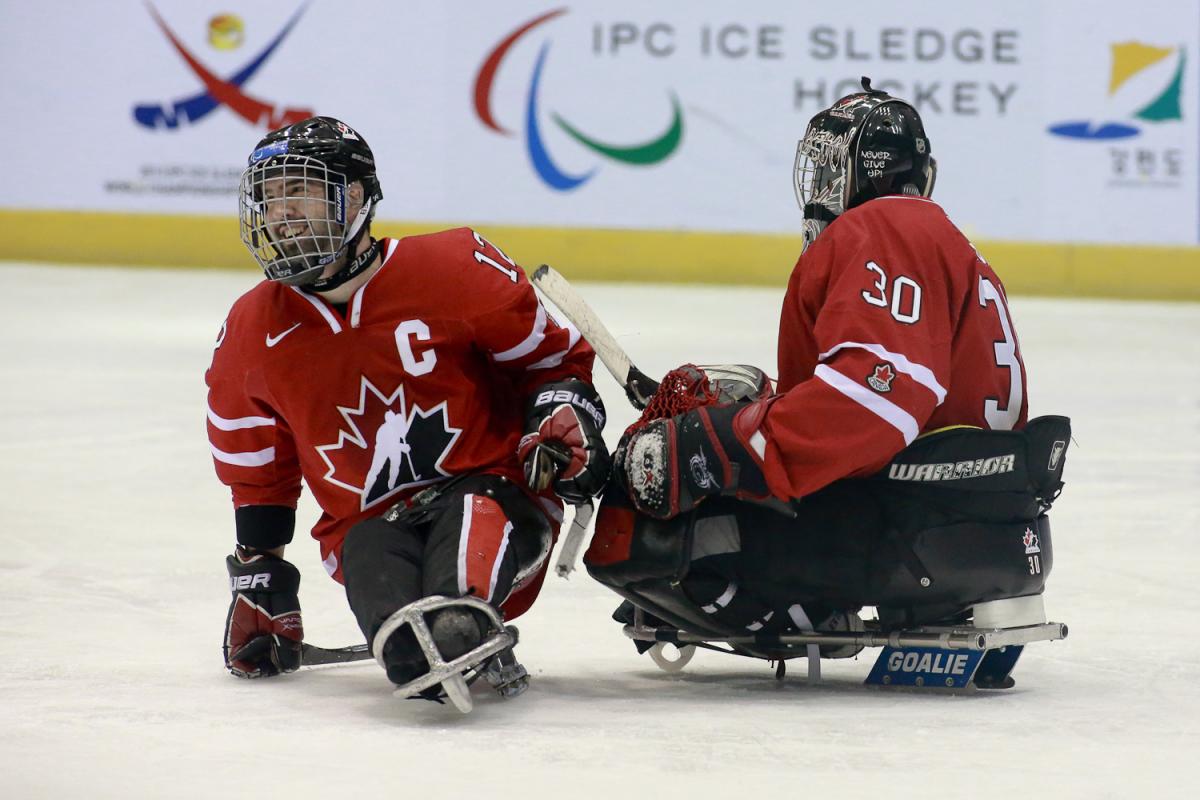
223, 546, 303, 678
617, 401, 771, 519
518, 380, 611, 504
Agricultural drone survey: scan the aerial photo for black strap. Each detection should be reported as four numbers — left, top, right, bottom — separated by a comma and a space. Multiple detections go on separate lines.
235, 504, 296, 550
306, 236, 381, 293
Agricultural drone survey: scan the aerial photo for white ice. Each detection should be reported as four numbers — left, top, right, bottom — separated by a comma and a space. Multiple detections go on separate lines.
1, 263, 1197, 799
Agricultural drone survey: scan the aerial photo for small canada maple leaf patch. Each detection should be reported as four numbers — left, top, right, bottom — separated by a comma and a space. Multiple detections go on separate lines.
866, 363, 896, 393
1022, 527, 1041, 554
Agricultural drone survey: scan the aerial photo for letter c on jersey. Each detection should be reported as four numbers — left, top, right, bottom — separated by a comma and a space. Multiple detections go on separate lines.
394, 320, 437, 376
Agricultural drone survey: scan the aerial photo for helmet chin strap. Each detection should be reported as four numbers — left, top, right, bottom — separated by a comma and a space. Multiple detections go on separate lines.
305, 200, 378, 293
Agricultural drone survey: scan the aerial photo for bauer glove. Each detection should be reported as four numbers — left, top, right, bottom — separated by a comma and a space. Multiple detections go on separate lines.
617, 401, 771, 519
223, 546, 303, 678
518, 379, 611, 504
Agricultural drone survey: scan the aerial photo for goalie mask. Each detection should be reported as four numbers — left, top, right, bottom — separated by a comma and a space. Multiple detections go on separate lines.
794, 77, 936, 252
239, 116, 384, 290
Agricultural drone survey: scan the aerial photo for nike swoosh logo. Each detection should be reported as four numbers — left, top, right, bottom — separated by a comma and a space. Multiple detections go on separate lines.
265, 323, 302, 348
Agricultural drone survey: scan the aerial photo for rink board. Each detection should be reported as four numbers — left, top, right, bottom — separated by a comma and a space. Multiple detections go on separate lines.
1, 209, 1196, 301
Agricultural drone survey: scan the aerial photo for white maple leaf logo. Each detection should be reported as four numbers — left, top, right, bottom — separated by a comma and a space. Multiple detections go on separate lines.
314, 376, 462, 510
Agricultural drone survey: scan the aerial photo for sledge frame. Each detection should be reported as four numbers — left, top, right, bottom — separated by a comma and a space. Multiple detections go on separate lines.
622, 605, 1068, 688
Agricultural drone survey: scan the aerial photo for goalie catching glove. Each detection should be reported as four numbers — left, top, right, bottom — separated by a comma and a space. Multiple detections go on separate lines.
617, 401, 773, 519
223, 546, 304, 678
518, 380, 610, 504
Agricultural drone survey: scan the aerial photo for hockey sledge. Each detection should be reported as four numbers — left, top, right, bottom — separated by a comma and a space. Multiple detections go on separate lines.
581, 393, 1073, 692
372, 595, 528, 713
621, 594, 1067, 690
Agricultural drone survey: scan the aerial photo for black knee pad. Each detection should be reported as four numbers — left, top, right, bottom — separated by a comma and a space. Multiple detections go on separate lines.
341, 516, 419, 586
341, 515, 425, 641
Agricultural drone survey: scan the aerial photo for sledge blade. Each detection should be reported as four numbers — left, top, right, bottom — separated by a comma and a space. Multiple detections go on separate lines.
972, 645, 1024, 689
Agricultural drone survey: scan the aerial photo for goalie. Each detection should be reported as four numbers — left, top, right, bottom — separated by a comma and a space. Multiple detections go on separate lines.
587, 79, 1070, 652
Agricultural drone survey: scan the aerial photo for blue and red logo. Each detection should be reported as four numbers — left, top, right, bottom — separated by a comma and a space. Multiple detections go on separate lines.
473, 9, 684, 190
1048, 41, 1184, 140
134, 3, 313, 130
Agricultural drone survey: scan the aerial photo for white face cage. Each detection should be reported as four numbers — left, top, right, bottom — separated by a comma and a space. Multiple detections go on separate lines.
238, 154, 356, 285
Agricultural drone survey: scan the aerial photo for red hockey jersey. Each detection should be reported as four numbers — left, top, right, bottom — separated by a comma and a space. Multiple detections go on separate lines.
744, 196, 1028, 500
206, 228, 595, 585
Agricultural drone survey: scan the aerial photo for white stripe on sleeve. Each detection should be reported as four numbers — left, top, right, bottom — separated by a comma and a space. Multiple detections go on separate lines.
210, 444, 276, 467
817, 341, 947, 404
525, 313, 581, 371
492, 303, 547, 362
815, 364, 920, 444
207, 405, 276, 431
748, 430, 767, 460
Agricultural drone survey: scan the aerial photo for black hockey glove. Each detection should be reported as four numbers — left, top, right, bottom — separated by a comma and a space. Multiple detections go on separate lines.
518, 379, 611, 504
617, 402, 770, 519
223, 546, 303, 679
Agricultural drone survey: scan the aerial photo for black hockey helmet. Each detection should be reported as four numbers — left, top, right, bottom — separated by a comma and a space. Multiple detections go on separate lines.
239, 116, 384, 289
794, 77, 936, 252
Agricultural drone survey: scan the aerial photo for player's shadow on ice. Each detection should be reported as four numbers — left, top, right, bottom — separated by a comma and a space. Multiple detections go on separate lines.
531, 666, 1015, 706
305, 659, 1010, 727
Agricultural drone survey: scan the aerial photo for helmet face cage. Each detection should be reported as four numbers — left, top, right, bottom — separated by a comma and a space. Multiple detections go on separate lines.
239, 149, 350, 285
794, 108, 856, 252
794, 90, 934, 252
237, 117, 383, 286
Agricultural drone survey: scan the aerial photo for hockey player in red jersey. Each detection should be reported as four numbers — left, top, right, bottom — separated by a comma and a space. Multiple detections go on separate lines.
207, 117, 609, 709
588, 79, 1069, 654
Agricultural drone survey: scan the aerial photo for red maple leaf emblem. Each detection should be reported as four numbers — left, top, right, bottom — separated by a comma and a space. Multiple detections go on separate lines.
1022, 528, 1036, 548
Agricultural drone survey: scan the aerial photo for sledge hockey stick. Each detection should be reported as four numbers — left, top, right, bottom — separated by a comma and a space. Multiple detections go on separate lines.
553, 498, 595, 579
301, 641, 371, 667
530, 264, 659, 410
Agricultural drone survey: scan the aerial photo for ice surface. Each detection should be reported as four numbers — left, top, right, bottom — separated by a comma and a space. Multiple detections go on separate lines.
1, 263, 1197, 799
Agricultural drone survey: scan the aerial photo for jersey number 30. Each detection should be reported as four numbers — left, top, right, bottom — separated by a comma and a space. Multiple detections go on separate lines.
862, 261, 922, 324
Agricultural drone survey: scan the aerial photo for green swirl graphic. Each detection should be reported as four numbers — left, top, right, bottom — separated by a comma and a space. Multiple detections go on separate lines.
551, 92, 683, 166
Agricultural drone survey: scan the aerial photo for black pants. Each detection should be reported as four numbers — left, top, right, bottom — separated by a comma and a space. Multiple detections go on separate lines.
341, 474, 552, 647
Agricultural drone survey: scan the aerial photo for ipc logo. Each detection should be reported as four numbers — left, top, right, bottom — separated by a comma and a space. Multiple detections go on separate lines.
473, 8, 684, 191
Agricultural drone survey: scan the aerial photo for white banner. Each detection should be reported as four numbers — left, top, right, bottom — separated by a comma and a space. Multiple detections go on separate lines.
1, 1, 1195, 245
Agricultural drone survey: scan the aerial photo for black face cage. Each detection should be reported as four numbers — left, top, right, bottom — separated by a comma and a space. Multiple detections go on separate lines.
238, 155, 351, 285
